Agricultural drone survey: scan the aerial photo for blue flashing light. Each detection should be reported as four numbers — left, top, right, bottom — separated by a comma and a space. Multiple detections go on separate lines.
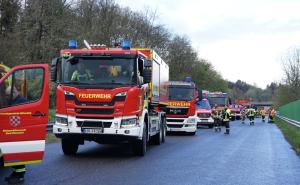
184, 76, 192, 82
68, 40, 77, 49
121, 40, 131, 50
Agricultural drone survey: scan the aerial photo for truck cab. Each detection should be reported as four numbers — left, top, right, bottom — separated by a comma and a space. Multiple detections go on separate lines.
165, 80, 198, 135
196, 98, 214, 128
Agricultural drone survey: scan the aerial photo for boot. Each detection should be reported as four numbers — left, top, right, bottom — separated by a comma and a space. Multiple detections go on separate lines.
224, 128, 230, 134
5, 172, 24, 184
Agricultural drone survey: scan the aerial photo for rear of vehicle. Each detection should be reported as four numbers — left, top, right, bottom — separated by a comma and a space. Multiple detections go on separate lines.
196, 99, 214, 128
165, 81, 197, 135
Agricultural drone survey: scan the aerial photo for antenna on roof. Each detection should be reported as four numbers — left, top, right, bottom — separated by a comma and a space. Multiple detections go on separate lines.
83, 40, 91, 50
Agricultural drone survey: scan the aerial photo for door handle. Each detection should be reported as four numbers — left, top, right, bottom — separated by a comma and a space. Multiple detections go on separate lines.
32, 111, 46, 117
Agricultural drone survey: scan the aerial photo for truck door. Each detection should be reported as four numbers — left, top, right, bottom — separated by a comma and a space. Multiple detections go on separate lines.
0, 64, 49, 167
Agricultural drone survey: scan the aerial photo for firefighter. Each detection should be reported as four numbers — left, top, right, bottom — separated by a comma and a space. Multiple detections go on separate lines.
71, 62, 93, 81
241, 108, 246, 124
268, 107, 275, 123
247, 106, 255, 125
4, 86, 27, 184
212, 108, 221, 132
223, 107, 231, 134
260, 108, 266, 122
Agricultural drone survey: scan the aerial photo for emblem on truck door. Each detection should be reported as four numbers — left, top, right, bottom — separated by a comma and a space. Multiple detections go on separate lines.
9, 116, 21, 127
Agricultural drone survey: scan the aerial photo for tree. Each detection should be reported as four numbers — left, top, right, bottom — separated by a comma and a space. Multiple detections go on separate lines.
276, 47, 300, 106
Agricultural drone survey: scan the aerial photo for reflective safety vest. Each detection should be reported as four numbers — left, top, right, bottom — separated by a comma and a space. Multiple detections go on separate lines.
71, 70, 93, 81
223, 111, 230, 121
110, 66, 118, 76
248, 108, 255, 116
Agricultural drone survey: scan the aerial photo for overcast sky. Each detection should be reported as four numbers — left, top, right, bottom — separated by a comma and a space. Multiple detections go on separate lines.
116, 0, 300, 89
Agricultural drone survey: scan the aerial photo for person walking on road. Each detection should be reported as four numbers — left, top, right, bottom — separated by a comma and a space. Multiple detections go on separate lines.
223, 107, 231, 134
241, 108, 246, 124
268, 107, 276, 123
260, 108, 266, 122
212, 108, 222, 132
247, 106, 255, 125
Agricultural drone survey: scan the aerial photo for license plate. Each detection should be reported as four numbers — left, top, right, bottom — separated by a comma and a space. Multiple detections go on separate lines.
82, 128, 103, 134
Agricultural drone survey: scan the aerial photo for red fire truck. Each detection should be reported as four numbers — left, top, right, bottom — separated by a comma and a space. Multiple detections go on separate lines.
52, 40, 168, 156
165, 78, 198, 135
0, 64, 49, 167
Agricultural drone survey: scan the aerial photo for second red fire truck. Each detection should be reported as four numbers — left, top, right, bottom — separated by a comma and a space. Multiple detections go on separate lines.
165, 78, 199, 135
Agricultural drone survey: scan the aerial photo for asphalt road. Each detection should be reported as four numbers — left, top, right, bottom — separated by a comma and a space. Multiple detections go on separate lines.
1, 118, 300, 185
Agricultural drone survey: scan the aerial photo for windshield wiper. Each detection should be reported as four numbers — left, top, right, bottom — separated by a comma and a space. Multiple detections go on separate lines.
62, 81, 93, 85
93, 82, 134, 86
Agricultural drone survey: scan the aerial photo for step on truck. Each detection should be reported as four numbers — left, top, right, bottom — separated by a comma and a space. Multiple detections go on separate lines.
52, 40, 169, 156
165, 78, 199, 135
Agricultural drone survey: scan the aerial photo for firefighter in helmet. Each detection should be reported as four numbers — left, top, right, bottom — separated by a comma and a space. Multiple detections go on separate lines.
260, 108, 266, 122
247, 105, 255, 125
71, 62, 93, 81
223, 107, 231, 134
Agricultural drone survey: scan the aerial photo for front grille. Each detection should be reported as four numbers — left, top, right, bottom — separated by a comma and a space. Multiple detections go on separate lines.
77, 121, 112, 128
76, 116, 113, 120
167, 119, 185, 123
167, 124, 183, 128
165, 108, 189, 115
77, 108, 114, 115
197, 113, 211, 118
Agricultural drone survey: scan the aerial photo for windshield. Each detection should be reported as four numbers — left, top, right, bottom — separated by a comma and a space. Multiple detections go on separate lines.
169, 86, 194, 101
207, 97, 227, 106
196, 99, 211, 110
61, 57, 135, 87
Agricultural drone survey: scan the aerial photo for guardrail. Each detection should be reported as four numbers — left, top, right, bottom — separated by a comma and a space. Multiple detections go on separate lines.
277, 114, 300, 128
47, 122, 54, 133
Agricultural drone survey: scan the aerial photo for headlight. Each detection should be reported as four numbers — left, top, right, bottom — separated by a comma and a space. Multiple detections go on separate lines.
64, 91, 75, 96
116, 92, 127, 96
121, 118, 138, 128
56, 116, 68, 125
187, 118, 196, 123
64, 91, 75, 100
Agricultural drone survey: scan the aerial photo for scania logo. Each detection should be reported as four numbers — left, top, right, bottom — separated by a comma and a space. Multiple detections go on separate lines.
170, 109, 181, 114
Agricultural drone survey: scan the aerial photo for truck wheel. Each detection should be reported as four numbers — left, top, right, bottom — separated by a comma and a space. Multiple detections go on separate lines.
133, 123, 147, 156
162, 123, 166, 143
153, 123, 163, 145
208, 125, 213, 128
189, 132, 196, 136
62, 138, 78, 155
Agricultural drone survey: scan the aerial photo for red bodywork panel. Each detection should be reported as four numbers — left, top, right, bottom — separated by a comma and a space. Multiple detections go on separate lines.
0, 64, 49, 166
196, 108, 212, 118
56, 85, 145, 118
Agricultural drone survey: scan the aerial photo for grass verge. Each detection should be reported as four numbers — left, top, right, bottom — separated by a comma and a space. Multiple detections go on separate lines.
49, 109, 55, 122
46, 133, 60, 144
275, 117, 300, 155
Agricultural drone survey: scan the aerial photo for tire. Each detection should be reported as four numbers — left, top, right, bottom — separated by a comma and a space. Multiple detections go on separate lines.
61, 138, 78, 155
208, 125, 213, 128
153, 125, 162, 145
161, 121, 166, 143
189, 132, 196, 136
133, 123, 147, 156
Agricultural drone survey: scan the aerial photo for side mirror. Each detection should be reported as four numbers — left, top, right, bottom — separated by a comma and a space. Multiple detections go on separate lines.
143, 59, 152, 84
138, 76, 144, 87
51, 58, 59, 82
197, 89, 203, 101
